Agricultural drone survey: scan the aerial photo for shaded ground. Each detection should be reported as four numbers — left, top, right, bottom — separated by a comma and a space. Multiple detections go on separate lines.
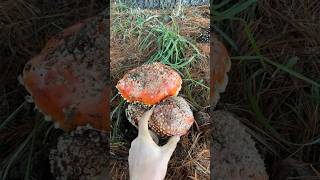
215, 0, 320, 179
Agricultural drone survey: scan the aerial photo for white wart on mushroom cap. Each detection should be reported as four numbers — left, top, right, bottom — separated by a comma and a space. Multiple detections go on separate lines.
125, 96, 195, 137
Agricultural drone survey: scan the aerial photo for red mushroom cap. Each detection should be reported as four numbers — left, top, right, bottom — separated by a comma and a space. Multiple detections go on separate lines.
116, 62, 182, 106
22, 16, 110, 132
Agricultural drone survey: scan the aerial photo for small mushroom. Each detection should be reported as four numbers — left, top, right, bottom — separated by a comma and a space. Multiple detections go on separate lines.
22, 16, 109, 132
126, 96, 195, 137
116, 62, 182, 105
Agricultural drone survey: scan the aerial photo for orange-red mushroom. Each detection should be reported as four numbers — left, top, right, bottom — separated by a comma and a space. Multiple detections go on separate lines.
210, 34, 231, 108
116, 62, 182, 106
22, 15, 109, 132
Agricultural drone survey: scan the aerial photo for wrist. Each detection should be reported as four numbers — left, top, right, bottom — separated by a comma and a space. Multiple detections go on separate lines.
130, 176, 163, 180
130, 170, 165, 180
130, 175, 163, 180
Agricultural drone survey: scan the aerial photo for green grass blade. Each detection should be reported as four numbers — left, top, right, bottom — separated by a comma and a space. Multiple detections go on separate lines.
212, 0, 232, 10
0, 101, 27, 130
214, 0, 257, 21
213, 24, 239, 51
263, 58, 320, 88
233, 55, 320, 87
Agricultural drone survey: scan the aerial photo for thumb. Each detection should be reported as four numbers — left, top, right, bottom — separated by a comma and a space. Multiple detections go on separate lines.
138, 106, 155, 140
161, 135, 180, 160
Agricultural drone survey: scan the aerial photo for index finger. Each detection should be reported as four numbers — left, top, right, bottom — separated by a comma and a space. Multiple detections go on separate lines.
138, 106, 155, 139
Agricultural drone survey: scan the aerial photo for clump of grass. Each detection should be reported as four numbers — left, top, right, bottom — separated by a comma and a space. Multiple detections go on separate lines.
0, 111, 56, 180
139, 18, 202, 72
163, 129, 211, 179
111, 1, 160, 43
110, 95, 126, 143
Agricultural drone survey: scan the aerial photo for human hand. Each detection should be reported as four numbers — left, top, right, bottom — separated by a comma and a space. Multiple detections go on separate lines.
128, 107, 180, 180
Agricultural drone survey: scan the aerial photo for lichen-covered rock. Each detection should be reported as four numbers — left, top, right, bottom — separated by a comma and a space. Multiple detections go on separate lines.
211, 110, 268, 180
49, 125, 109, 180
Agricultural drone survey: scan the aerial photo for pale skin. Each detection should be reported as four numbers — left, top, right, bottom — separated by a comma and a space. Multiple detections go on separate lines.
128, 107, 180, 180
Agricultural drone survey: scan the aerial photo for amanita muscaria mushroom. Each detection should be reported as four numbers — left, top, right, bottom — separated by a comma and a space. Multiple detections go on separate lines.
21, 14, 110, 132
126, 96, 195, 137
210, 34, 231, 108
116, 62, 182, 106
